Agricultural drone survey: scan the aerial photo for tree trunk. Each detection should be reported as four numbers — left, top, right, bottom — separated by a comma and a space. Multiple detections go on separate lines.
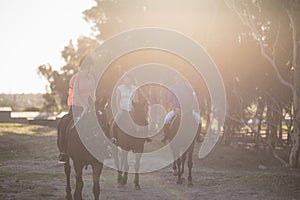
278, 107, 283, 146
288, 7, 300, 168
255, 97, 264, 150
289, 91, 300, 167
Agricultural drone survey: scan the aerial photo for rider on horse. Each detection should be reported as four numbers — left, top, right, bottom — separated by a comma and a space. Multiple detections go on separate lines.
112, 75, 151, 143
58, 56, 96, 163
162, 76, 201, 142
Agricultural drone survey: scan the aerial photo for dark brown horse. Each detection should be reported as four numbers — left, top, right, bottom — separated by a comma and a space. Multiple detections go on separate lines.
163, 113, 202, 186
109, 101, 149, 190
57, 100, 109, 200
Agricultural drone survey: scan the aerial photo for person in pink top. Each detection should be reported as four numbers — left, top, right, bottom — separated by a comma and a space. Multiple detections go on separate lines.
69, 58, 95, 119
58, 56, 96, 163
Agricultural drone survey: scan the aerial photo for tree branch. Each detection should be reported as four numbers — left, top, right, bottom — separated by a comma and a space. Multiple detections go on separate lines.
226, 0, 294, 91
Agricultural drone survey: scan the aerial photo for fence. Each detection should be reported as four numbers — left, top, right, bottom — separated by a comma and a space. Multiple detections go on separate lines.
0, 107, 67, 128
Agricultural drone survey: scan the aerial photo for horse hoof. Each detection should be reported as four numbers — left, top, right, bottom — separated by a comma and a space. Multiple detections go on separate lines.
120, 179, 127, 186
176, 180, 183, 184
118, 184, 124, 188
118, 181, 125, 186
117, 179, 122, 185
172, 170, 178, 176
135, 185, 141, 190
188, 181, 193, 187
66, 194, 72, 200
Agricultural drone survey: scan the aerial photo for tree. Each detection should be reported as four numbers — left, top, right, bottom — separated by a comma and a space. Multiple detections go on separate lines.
226, 0, 300, 167
37, 37, 98, 110
38, 0, 300, 167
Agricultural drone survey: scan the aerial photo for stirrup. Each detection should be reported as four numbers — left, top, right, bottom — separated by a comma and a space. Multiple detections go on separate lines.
161, 137, 168, 143
111, 137, 117, 144
58, 153, 66, 164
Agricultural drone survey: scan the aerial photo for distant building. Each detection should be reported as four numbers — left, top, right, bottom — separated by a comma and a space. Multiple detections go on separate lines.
0, 107, 67, 127
0, 107, 12, 123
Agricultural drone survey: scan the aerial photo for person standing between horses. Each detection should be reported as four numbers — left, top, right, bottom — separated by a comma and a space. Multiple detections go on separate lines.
58, 56, 96, 163
162, 76, 201, 142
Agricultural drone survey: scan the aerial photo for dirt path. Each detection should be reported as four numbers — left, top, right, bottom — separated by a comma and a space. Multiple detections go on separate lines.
0, 123, 299, 200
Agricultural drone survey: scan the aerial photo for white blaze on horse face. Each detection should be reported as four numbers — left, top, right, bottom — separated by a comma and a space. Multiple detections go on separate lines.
75, 28, 226, 173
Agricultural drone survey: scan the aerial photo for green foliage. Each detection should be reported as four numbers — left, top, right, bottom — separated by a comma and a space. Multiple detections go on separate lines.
22, 106, 41, 112
37, 0, 299, 131
37, 37, 98, 110
42, 93, 58, 112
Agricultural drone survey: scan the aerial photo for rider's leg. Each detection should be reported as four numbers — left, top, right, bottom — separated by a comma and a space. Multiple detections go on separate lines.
111, 110, 123, 144
72, 105, 84, 125
58, 112, 72, 163
59, 106, 83, 163
192, 110, 201, 125
162, 110, 175, 142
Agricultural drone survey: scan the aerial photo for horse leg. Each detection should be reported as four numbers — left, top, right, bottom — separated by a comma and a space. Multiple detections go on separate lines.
111, 144, 122, 185
171, 147, 178, 176
117, 170, 123, 185
73, 162, 84, 200
187, 144, 194, 186
117, 150, 124, 186
91, 163, 103, 200
180, 152, 187, 182
134, 153, 142, 190
64, 156, 72, 200
176, 157, 183, 184
176, 152, 186, 185
120, 150, 129, 185
115, 152, 123, 185
172, 161, 178, 176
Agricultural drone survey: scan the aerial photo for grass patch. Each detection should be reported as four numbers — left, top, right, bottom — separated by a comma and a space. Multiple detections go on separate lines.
0, 123, 56, 136
0, 123, 57, 161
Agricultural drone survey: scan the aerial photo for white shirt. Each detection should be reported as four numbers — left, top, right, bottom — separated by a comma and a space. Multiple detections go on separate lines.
117, 84, 137, 111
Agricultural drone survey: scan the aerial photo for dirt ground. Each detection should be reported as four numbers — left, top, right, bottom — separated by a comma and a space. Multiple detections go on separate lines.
0, 123, 299, 200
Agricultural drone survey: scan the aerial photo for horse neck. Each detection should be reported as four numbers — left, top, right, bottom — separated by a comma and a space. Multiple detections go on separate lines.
131, 108, 147, 126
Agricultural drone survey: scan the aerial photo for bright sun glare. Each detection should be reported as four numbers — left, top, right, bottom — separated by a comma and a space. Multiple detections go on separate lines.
0, 0, 95, 94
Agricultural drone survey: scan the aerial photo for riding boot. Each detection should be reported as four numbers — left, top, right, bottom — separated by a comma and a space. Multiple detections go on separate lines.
111, 122, 118, 144
58, 113, 72, 164
58, 135, 67, 164
161, 122, 170, 143
58, 126, 67, 163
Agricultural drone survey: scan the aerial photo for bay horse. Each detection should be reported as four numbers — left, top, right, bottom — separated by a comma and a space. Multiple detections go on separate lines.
163, 112, 202, 186
109, 100, 149, 190
57, 99, 109, 200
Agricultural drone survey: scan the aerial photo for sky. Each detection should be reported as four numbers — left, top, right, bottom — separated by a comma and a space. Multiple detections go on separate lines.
0, 0, 96, 94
